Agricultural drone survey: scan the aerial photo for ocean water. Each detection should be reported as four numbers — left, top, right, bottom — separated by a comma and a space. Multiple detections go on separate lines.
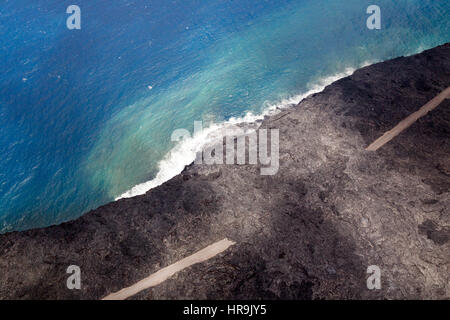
0, 0, 449, 232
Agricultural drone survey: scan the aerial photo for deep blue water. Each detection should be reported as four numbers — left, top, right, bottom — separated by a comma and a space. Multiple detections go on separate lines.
0, 0, 449, 232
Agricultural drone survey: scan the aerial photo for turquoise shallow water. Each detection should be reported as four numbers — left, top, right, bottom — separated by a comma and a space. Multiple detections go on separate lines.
0, 0, 449, 232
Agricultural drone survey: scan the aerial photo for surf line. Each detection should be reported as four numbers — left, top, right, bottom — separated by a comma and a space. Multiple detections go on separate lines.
102, 238, 236, 300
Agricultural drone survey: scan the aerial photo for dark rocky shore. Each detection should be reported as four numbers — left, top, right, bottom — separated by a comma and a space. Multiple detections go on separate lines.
1, 44, 449, 300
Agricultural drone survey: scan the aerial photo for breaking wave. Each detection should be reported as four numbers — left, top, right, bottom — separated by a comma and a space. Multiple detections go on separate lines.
115, 64, 368, 200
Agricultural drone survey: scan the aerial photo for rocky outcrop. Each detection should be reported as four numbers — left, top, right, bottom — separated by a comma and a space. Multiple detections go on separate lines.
0, 43, 449, 300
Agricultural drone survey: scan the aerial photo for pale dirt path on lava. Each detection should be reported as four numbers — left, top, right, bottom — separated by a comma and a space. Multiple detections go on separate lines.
366, 86, 450, 151
102, 238, 235, 300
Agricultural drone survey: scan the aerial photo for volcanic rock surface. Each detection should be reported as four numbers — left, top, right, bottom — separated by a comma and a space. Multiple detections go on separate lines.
0, 43, 449, 300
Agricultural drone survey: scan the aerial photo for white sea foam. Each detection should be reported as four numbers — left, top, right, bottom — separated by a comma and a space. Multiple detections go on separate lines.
115, 65, 364, 200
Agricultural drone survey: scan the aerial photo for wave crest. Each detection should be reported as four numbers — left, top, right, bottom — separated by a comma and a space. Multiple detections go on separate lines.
115, 65, 365, 200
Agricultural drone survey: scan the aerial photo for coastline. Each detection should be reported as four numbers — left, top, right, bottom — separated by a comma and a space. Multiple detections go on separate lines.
115, 66, 363, 201
0, 43, 449, 299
